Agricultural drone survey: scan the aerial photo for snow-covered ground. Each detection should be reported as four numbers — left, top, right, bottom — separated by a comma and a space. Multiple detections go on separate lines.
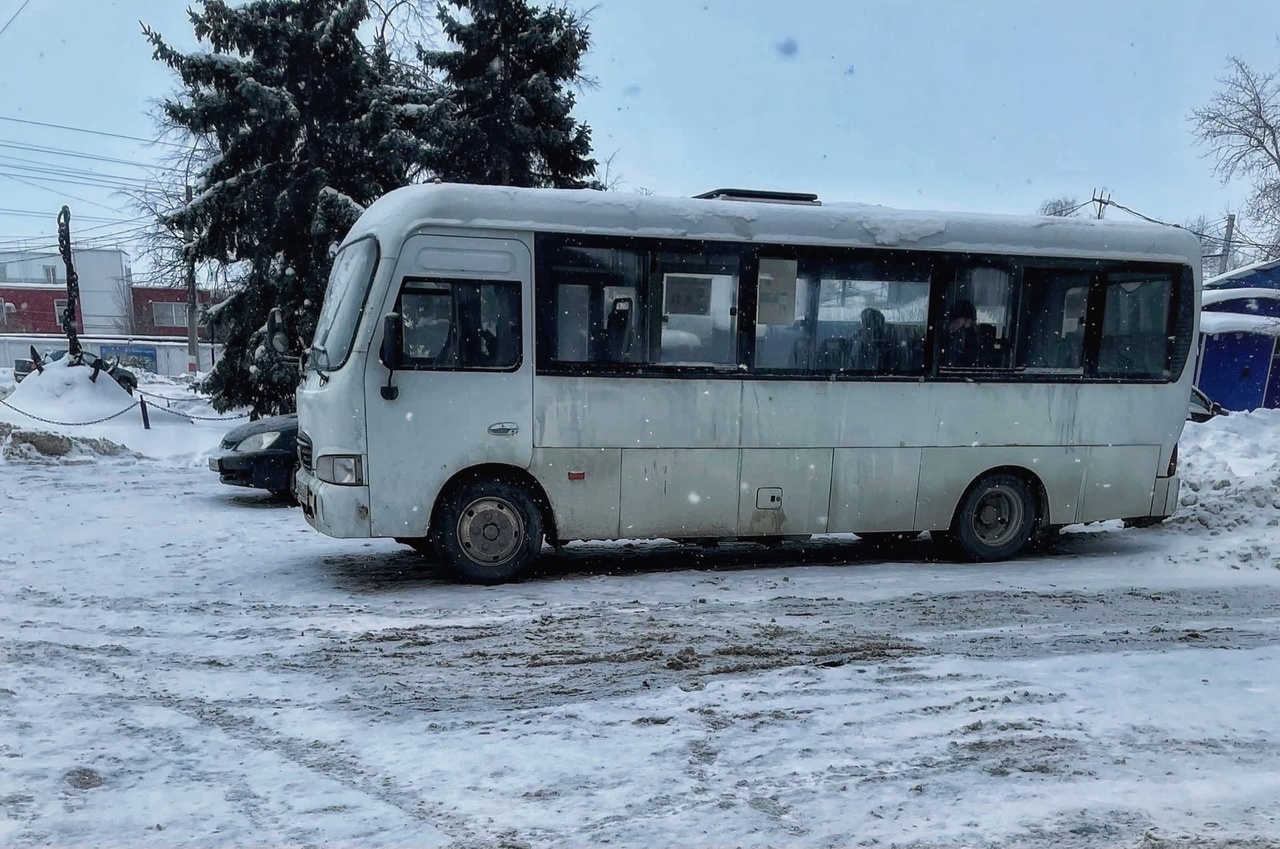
2, 365, 1280, 848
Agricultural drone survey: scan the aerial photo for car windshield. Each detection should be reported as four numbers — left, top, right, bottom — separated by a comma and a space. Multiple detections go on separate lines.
310, 237, 379, 372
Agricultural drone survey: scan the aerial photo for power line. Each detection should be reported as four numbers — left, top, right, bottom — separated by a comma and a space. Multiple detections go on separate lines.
0, 218, 152, 246
0, 138, 181, 172
0, 207, 133, 223
0, 114, 187, 148
0, 171, 129, 216
0, 163, 151, 191
0, 151, 160, 184
0, 161, 152, 188
0, 0, 32, 39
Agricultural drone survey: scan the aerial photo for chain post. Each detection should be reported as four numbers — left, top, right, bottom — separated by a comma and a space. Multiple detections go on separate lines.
56, 206, 83, 362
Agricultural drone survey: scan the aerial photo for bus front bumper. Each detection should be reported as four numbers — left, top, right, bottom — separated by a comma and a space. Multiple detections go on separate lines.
295, 468, 372, 538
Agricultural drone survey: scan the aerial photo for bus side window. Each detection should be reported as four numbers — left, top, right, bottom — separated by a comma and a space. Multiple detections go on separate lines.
753, 255, 929, 377
1096, 272, 1174, 379
1015, 270, 1090, 371
940, 266, 1014, 370
652, 250, 740, 367
755, 258, 809, 369
397, 278, 521, 370
542, 243, 647, 366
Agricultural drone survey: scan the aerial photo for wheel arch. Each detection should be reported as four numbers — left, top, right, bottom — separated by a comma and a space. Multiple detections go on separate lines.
430, 463, 558, 545
948, 464, 1049, 532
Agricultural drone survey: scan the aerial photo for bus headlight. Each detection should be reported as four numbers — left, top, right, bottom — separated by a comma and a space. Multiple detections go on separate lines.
316, 455, 364, 486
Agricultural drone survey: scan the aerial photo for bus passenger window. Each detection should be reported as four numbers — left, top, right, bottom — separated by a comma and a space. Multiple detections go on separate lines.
652, 250, 740, 367
940, 266, 1014, 370
1097, 272, 1174, 379
396, 278, 521, 370
755, 258, 809, 369
811, 263, 930, 375
542, 243, 647, 365
1015, 270, 1090, 372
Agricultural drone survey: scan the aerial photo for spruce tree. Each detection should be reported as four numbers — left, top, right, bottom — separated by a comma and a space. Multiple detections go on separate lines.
422, 0, 598, 188
143, 0, 437, 415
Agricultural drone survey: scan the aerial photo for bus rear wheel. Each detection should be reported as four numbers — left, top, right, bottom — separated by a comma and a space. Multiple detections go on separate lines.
438, 479, 544, 584
951, 473, 1037, 562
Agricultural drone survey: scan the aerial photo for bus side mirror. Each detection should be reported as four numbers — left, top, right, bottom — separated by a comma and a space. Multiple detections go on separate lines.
379, 313, 402, 400
267, 307, 289, 354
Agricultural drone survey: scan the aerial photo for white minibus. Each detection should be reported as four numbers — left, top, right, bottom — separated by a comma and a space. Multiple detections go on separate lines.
293, 185, 1200, 583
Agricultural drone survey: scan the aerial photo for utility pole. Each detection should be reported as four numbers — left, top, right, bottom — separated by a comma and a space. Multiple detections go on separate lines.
185, 184, 198, 373
1218, 213, 1236, 277
1092, 189, 1110, 220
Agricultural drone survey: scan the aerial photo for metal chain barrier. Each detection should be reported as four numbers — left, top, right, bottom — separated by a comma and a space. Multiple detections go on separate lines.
133, 388, 251, 422
0, 397, 141, 427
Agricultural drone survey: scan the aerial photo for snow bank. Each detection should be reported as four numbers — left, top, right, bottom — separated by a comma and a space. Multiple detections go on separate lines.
0, 358, 241, 465
5, 356, 137, 424
1166, 408, 1280, 556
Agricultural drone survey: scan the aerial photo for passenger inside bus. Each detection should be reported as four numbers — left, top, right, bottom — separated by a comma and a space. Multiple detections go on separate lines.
850, 307, 893, 371
941, 298, 981, 367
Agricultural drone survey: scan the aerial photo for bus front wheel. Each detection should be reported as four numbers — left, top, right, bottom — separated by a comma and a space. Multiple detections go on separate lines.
438, 479, 544, 585
951, 473, 1037, 562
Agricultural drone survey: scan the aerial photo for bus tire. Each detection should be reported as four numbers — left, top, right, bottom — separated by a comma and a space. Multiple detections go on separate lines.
951, 473, 1037, 562
438, 479, 543, 584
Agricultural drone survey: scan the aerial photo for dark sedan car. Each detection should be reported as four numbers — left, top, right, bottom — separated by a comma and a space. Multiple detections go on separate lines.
209, 413, 299, 499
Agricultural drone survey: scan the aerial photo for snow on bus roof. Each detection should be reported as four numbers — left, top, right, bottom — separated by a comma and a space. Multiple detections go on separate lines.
343, 183, 1203, 266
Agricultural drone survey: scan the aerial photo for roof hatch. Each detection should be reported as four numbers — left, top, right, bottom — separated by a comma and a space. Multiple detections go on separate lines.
693, 188, 821, 206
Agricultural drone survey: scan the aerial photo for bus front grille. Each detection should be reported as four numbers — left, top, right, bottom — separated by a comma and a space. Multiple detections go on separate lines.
297, 431, 313, 472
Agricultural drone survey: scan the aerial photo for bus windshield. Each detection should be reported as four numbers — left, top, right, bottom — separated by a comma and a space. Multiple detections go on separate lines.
311, 237, 379, 371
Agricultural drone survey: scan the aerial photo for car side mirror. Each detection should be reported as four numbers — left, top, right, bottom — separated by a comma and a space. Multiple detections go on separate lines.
267, 307, 289, 354
379, 312, 402, 400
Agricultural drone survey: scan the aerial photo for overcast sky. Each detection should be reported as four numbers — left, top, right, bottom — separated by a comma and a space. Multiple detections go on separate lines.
1, 0, 1278, 254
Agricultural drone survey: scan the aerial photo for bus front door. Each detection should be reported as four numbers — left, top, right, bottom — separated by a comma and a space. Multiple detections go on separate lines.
367, 234, 535, 539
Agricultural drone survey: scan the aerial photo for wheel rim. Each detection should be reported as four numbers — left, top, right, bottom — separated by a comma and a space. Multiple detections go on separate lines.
456, 496, 525, 566
968, 484, 1025, 548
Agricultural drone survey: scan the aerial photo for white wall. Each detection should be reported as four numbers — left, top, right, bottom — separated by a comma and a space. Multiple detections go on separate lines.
0, 249, 131, 334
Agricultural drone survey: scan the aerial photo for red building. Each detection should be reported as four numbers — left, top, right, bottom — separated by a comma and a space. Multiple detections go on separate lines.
0, 283, 213, 338
0, 248, 214, 340
0, 285, 84, 335
130, 286, 214, 339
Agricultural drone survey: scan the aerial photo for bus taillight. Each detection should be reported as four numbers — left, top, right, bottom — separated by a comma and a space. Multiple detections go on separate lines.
1167, 444, 1179, 477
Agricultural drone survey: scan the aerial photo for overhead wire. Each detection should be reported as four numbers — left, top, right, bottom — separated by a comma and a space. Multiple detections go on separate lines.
0, 171, 129, 215
0, 153, 159, 186
0, 207, 133, 223
0, 217, 153, 244
0, 114, 188, 148
0, 223, 156, 253
0, 138, 184, 172
0, 0, 32, 39
0, 166, 151, 193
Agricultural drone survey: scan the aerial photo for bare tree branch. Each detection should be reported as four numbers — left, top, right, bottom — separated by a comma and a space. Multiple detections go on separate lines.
1038, 196, 1082, 217
1191, 55, 1280, 250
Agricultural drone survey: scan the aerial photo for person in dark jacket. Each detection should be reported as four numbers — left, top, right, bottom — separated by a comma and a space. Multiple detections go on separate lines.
941, 298, 980, 368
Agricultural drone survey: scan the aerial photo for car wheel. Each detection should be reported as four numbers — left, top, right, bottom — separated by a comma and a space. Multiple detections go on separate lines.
438, 478, 543, 585
951, 473, 1037, 562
